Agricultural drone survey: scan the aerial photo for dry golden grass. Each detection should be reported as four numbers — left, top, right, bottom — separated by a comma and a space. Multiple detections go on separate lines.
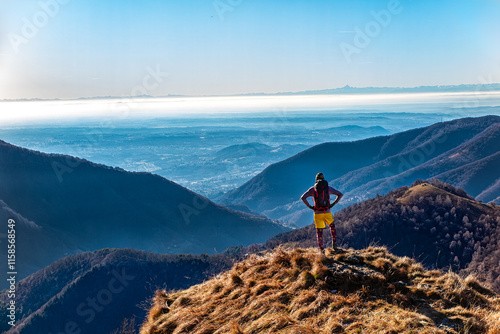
140, 247, 500, 334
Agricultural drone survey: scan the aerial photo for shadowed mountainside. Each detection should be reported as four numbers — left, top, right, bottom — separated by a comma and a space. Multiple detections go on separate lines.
0, 140, 289, 287
0, 201, 73, 289
0, 248, 239, 334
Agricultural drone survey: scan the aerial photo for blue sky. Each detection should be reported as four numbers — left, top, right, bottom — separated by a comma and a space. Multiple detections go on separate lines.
0, 0, 499, 99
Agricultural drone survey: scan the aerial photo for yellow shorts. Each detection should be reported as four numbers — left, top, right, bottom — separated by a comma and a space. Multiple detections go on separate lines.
314, 212, 334, 229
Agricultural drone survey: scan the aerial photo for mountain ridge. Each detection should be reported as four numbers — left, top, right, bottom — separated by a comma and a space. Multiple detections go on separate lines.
4, 83, 499, 101
218, 116, 500, 227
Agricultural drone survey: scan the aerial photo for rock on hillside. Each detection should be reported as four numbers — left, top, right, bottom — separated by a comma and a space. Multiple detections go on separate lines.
141, 247, 500, 334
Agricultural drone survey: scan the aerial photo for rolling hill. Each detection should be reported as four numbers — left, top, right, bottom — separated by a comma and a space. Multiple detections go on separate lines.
141, 247, 500, 333
0, 139, 289, 287
214, 143, 309, 161
218, 115, 500, 227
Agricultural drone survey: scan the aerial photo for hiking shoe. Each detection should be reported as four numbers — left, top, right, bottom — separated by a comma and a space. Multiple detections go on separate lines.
329, 245, 342, 254
334, 247, 345, 254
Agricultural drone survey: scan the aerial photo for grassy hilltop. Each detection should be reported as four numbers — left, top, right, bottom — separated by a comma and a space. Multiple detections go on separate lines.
141, 247, 500, 334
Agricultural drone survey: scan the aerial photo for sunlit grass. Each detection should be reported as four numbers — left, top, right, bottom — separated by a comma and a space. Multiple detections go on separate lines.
140, 246, 500, 334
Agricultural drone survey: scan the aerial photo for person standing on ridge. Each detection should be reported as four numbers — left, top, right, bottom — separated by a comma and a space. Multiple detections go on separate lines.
301, 173, 343, 254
